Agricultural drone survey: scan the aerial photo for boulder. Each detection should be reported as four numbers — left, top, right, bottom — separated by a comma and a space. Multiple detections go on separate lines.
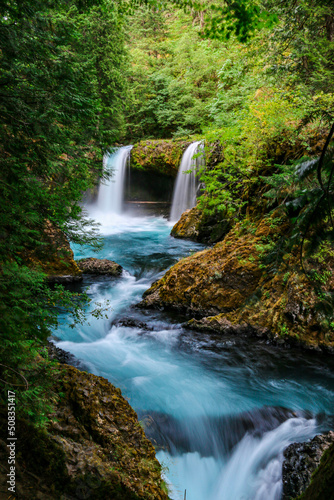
282, 431, 334, 499
140, 215, 334, 351
0, 364, 169, 500
171, 207, 203, 241
77, 257, 123, 277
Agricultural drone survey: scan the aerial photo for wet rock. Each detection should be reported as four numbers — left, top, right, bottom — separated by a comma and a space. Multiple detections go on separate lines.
140, 215, 334, 351
171, 207, 203, 241
77, 257, 123, 276
131, 139, 190, 177
48, 274, 83, 284
282, 431, 334, 499
47, 341, 87, 369
112, 318, 150, 330
140, 406, 301, 458
299, 440, 334, 500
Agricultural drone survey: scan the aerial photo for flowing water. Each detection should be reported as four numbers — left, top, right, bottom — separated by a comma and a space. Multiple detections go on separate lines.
53, 148, 334, 500
170, 141, 203, 222
96, 145, 133, 214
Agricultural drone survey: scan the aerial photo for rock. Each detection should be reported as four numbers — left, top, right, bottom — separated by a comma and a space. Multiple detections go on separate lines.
140, 215, 334, 351
140, 406, 300, 457
47, 341, 87, 369
282, 431, 334, 499
131, 139, 190, 177
187, 315, 257, 336
24, 221, 83, 281
299, 440, 334, 500
171, 206, 202, 241
48, 274, 83, 284
170, 205, 232, 244
140, 222, 264, 316
0, 364, 169, 500
111, 318, 150, 330
77, 257, 123, 276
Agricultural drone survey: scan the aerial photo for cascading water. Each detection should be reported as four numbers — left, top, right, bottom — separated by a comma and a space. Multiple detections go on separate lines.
55, 206, 334, 499
170, 141, 204, 221
96, 145, 133, 215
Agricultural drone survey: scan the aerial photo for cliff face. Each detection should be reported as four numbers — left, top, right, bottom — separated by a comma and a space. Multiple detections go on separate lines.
131, 139, 190, 177
0, 364, 169, 500
141, 215, 334, 351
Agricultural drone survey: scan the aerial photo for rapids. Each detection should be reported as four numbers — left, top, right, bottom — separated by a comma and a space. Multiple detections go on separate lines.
53, 148, 334, 500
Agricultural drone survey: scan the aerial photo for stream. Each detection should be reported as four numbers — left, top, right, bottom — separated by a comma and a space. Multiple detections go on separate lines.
53, 148, 334, 500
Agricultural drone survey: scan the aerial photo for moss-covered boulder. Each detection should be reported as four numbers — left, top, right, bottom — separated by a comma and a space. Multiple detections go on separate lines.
77, 257, 123, 276
131, 139, 191, 177
171, 207, 203, 241
141, 215, 334, 351
24, 221, 82, 282
170, 205, 232, 243
0, 364, 169, 499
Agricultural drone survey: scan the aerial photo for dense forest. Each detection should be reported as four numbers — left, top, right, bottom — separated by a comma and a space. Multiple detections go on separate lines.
0, 0, 334, 498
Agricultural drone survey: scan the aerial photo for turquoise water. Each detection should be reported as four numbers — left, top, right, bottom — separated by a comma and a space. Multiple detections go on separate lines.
54, 212, 334, 500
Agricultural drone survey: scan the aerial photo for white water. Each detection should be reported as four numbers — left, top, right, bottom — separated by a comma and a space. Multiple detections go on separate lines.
170, 141, 204, 222
96, 145, 133, 215
56, 197, 334, 499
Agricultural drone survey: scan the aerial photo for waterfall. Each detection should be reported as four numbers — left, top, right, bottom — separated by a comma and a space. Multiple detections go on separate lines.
170, 141, 204, 222
96, 145, 133, 215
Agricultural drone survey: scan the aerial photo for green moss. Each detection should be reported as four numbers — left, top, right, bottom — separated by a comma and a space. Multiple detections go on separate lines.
131, 139, 190, 177
297, 443, 334, 500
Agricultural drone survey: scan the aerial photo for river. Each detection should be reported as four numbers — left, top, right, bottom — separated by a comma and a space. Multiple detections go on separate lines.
54, 209, 334, 500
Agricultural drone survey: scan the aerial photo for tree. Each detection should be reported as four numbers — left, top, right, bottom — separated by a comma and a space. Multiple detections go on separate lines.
0, 0, 126, 423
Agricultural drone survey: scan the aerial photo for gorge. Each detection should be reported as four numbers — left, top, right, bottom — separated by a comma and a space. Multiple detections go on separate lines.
52, 146, 334, 500
1, 2, 334, 499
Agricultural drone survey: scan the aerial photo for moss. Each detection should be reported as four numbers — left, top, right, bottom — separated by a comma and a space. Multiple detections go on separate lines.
297, 443, 334, 500
142, 215, 334, 351
24, 221, 82, 278
0, 365, 169, 499
131, 139, 191, 177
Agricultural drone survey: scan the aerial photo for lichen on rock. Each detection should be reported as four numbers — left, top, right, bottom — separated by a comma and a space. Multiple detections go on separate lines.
77, 257, 123, 276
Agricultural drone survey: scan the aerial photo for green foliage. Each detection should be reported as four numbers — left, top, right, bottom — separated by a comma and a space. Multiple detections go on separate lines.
0, 0, 126, 424
124, 6, 225, 139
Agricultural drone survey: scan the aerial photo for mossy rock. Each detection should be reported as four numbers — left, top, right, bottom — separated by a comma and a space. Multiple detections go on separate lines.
77, 257, 123, 276
171, 206, 203, 241
131, 139, 191, 177
141, 214, 334, 351
0, 365, 170, 499
297, 441, 334, 500
24, 221, 82, 280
